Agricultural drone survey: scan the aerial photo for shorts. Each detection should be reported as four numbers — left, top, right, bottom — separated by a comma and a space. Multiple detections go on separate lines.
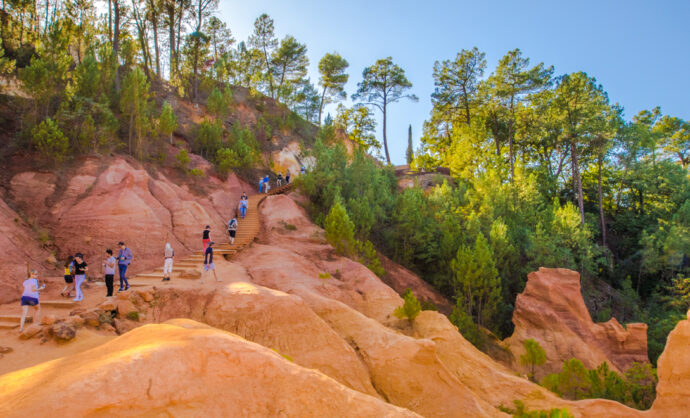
163, 258, 174, 275
64, 274, 74, 284
204, 263, 215, 271
228, 230, 236, 238
203, 238, 210, 248
21, 296, 39, 306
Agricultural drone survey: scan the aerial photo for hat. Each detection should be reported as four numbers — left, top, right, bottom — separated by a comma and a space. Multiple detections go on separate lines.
75, 253, 84, 258
118, 241, 125, 245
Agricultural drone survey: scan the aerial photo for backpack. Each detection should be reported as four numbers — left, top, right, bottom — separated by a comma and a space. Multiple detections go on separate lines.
228, 219, 237, 230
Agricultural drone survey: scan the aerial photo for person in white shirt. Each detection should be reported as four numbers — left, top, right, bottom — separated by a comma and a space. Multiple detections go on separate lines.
163, 243, 174, 282
20, 269, 44, 332
103, 249, 116, 297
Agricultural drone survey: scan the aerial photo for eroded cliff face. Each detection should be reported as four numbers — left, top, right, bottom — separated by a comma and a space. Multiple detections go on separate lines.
504, 268, 649, 377
1, 177, 688, 417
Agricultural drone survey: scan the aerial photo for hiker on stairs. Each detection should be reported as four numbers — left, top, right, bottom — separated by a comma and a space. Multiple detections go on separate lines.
258, 177, 264, 193
264, 174, 270, 194
277, 172, 283, 186
228, 216, 238, 245
286, 170, 291, 184
20, 269, 44, 332
202, 225, 211, 250
103, 249, 116, 297
239, 193, 248, 219
163, 243, 174, 282
201, 241, 221, 284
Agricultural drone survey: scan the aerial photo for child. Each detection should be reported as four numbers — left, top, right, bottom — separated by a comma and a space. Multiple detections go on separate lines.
61, 255, 74, 297
227, 217, 238, 245
103, 249, 116, 297
201, 242, 221, 283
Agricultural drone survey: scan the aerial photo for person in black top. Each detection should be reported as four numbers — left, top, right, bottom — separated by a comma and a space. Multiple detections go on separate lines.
202, 225, 211, 250
73, 253, 88, 302
201, 241, 220, 284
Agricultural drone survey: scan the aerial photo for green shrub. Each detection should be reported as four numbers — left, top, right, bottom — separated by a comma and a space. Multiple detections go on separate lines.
193, 119, 223, 159
421, 300, 438, 311
500, 400, 574, 418
394, 289, 422, 321
31, 118, 69, 163
126, 311, 140, 321
355, 239, 385, 277
520, 339, 547, 381
450, 300, 486, 349
285, 223, 297, 231
318, 272, 331, 280
325, 198, 355, 255
175, 149, 190, 171
189, 168, 205, 177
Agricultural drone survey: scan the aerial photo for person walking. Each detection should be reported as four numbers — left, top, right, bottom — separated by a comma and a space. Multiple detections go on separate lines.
103, 249, 116, 297
73, 253, 88, 302
239, 194, 248, 219
117, 242, 133, 292
163, 243, 174, 282
277, 172, 283, 187
264, 174, 270, 194
285, 170, 291, 184
300, 165, 306, 175
202, 225, 211, 250
201, 241, 220, 284
258, 177, 264, 193
20, 269, 44, 332
227, 216, 238, 245
61, 255, 75, 298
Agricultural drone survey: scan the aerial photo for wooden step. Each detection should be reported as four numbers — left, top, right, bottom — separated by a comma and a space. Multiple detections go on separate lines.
40, 300, 77, 308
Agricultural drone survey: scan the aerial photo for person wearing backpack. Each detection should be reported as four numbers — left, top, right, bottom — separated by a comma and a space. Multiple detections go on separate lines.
277, 172, 283, 186
227, 216, 238, 245
20, 269, 45, 332
239, 194, 248, 219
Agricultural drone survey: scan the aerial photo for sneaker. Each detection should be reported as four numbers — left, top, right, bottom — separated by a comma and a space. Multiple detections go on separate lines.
117, 288, 123, 292
125, 286, 130, 291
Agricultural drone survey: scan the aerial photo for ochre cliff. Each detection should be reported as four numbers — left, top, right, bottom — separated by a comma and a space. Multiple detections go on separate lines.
504, 268, 649, 376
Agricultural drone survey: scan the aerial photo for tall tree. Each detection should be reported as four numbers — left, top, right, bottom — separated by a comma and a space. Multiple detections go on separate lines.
162, 0, 188, 80
271, 35, 308, 102
406, 124, 413, 164
248, 13, 277, 97
431, 47, 486, 127
551, 72, 611, 225
119, 67, 151, 158
353, 57, 418, 164
491, 49, 553, 180
334, 104, 379, 153
145, 0, 163, 77
112, 0, 122, 88
189, 0, 217, 98
317, 52, 349, 125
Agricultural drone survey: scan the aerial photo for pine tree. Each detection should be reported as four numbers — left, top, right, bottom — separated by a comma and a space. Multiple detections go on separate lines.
159, 101, 178, 144
394, 289, 422, 321
406, 124, 414, 164
324, 198, 355, 255
520, 338, 547, 381
451, 232, 502, 330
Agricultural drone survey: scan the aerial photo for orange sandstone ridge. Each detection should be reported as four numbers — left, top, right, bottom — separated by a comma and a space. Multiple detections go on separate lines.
505, 267, 649, 377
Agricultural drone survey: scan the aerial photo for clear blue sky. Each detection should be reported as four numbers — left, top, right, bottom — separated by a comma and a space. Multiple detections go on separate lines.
217, 0, 690, 165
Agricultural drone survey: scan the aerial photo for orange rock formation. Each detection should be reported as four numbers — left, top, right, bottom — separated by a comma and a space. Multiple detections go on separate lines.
505, 268, 649, 376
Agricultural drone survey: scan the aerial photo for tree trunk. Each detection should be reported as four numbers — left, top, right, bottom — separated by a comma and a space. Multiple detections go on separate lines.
598, 154, 607, 247
462, 85, 471, 125
382, 103, 390, 164
192, 38, 199, 99
167, 6, 175, 79
318, 86, 327, 126
153, 18, 160, 77
108, 0, 112, 42
571, 138, 585, 225
113, 0, 121, 89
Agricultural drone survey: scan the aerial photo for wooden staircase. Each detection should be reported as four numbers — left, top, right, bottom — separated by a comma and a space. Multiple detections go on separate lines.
130, 183, 293, 284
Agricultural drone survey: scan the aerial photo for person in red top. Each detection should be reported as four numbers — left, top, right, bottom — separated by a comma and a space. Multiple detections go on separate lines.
202, 225, 211, 250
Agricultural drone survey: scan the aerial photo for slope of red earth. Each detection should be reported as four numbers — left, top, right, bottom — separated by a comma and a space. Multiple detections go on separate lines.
0, 179, 688, 417
504, 268, 649, 378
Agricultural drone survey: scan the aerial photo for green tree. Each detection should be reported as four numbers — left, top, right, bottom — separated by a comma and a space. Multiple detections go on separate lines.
394, 289, 422, 322
324, 198, 356, 255
159, 101, 178, 144
175, 148, 190, 171
520, 339, 547, 381
31, 118, 69, 163
248, 13, 278, 97
406, 124, 414, 164
353, 57, 418, 164
317, 52, 349, 125
431, 47, 486, 126
272, 35, 309, 102
451, 232, 502, 331
334, 104, 379, 153
206, 86, 233, 119
119, 67, 152, 159
193, 118, 222, 159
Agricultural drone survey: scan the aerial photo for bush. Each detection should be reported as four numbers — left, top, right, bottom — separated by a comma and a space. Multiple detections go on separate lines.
394, 289, 422, 321
450, 300, 486, 349
193, 119, 223, 159
31, 118, 69, 163
520, 339, 547, 381
189, 168, 205, 177
500, 400, 574, 418
175, 149, 190, 171
355, 239, 385, 277
324, 198, 355, 255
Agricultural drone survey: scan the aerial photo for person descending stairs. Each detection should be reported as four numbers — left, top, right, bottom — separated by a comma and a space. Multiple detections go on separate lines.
128, 183, 293, 286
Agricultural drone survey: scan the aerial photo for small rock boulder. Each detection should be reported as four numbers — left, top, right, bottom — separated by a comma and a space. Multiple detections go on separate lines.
136, 290, 154, 303
40, 314, 57, 326
116, 291, 130, 300
116, 299, 138, 319
98, 300, 116, 311
65, 316, 84, 328
51, 323, 77, 343
19, 324, 42, 340
113, 318, 138, 335
81, 309, 101, 327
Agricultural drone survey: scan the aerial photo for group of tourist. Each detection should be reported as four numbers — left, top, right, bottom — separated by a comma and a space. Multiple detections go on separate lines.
259, 167, 302, 193
17, 177, 293, 332
19, 242, 134, 332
